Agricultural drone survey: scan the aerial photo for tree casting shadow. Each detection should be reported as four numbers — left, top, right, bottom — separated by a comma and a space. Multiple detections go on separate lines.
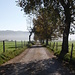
0, 58, 75, 75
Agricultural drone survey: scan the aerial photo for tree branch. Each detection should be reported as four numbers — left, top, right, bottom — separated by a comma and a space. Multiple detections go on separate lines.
59, 0, 66, 8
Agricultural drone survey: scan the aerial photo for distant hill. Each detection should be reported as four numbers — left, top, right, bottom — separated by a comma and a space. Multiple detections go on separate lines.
0, 30, 28, 35
0, 30, 34, 41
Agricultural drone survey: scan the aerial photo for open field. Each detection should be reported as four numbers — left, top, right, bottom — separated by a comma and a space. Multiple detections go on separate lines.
47, 41, 75, 63
49, 41, 75, 51
0, 41, 28, 65
0, 41, 27, 54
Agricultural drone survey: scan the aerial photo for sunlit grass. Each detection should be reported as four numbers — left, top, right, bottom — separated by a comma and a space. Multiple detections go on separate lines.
0, 47, 27, 65
0, 41, 28, 65
47, 41, 75, 63
0, 41, 27, 54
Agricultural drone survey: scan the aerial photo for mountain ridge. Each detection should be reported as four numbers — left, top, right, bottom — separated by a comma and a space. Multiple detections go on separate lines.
0, 30, 31, 41
0, 30, 29, 35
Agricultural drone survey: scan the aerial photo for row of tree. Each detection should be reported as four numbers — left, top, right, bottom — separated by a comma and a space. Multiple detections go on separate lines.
17, 0, 75, 58
33, 7, 63, 45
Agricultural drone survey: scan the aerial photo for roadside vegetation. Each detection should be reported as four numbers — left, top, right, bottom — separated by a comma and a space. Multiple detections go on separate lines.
46, 41, 75, 66
0, 41, 27, 53
0, 41, 28, 65
0, 46, 27, 65
17, 0, 75, 59
0, 41, 35, 65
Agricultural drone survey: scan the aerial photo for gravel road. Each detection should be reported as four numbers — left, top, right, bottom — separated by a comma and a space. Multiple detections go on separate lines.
0, 44, 75, 75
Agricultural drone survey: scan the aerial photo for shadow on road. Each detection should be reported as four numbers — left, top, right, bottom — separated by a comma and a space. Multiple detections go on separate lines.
0, 58, 74, 75
30, 45, 44, 48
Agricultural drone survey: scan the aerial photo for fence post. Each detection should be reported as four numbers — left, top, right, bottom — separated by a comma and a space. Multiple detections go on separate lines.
21, 41, 23, 48
56, 42, 58, 51
15, 41, 17, 48
3, 41, 5, 53
24, 41, 25, 46
70, 43, 73, 60
53, 42, 55, 49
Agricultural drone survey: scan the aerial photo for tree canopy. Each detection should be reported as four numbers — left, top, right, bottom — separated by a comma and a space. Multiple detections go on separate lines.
33, 7, 62, 45
17, 0, 75, 57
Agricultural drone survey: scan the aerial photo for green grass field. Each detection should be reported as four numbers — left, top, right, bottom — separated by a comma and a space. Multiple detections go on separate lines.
0, 41, 27, 54
47, 41, 75, 63
49, 41, 75, 51
0, 41, 28, 65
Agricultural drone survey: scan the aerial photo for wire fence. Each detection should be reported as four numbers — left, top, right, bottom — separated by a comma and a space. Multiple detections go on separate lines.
0, 40, 27, 54
49, 41, 75, 60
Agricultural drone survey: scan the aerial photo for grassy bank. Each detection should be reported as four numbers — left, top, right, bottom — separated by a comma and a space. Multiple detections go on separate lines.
0, 46, 27, 65
0, 41, 28, 65
46, 41, 75, 65
0, 41, 35, 65
0, 41, 27, 54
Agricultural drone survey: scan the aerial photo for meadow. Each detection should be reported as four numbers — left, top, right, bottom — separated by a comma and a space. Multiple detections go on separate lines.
47, 41, 75, 64
49, 41, 75, 51
0, 41, 27, 54
0, 41, 28, 65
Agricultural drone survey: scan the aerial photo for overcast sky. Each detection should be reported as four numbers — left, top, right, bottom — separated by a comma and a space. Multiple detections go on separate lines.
0, 0, 32, 31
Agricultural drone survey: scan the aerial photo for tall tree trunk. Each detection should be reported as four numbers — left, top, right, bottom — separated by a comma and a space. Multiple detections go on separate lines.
61, 26, 69, 54
42, 40, 44, 44
29, 35, 31, 42
60, 23, 70, 58
29, 32, 32, 42
46, 38, 48, 45
62, 34, 68, 53
60, 4, 71, 58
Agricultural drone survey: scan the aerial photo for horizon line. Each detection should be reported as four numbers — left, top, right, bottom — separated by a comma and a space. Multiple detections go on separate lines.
0, 30, 29, 32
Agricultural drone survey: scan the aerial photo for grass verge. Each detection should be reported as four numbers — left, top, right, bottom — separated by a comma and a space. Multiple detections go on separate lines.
0, 47, 27, 65
46, 45, 75, 70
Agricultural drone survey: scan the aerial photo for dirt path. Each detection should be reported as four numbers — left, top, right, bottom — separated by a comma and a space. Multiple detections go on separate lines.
0, 44, 75, 75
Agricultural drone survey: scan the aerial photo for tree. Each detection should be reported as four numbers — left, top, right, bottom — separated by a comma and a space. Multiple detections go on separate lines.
17, 0, 75, 57
33, 7, 62, 45
57, 0, 75, 57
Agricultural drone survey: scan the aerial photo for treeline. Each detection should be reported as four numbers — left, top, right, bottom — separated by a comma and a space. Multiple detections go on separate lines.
17, 0, 75, 58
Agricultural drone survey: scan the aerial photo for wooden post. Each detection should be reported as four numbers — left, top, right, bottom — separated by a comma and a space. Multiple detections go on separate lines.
53, 42, 55, 49
56, 42, 58, 51
15, 41, 17, 48
70, 43, 73, 60
3, 41, 5, 53
21, 41, 23, 48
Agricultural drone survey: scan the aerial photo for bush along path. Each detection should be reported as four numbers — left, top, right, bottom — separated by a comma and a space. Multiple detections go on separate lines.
0, 44, 75, 75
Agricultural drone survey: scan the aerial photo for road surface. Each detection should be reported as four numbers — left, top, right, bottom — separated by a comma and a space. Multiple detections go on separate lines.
0, 44, 75, 75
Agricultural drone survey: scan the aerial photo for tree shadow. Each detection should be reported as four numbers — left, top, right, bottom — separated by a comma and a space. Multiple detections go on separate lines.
0, 58, 75, 75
